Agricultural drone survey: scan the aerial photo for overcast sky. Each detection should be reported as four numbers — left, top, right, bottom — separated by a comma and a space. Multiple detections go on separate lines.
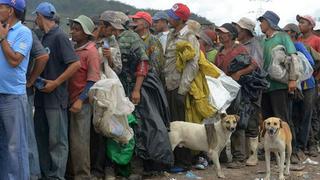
115, 0, 320, 29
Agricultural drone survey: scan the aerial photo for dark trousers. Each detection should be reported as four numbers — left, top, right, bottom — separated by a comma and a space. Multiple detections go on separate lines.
261, 89, 297, 152
166, 89, 192, 167
292, 88, 315, 150
90, 126, 106, 177
308, 86, 320, 149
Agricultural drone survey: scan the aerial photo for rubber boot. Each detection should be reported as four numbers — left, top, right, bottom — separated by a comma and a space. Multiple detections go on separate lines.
246, 137, 258, 166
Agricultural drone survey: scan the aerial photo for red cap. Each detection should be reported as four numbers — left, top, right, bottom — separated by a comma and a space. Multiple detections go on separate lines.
129, 11, 152, 26
296, 15, 316, 28
168, 3, 190, 21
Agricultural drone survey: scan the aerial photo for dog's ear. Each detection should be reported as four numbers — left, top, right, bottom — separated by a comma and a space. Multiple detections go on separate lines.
220, 113, 227, 120
234, 115, 240, 122
261, 119, 267, 137
279, 118, 283, 128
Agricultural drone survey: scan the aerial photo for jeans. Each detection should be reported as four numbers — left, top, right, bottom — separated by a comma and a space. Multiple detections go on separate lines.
292, 88, 315, 150
34, 107, 68, 180
0, 94, 29, 180
68, 104, 92, 180
27, 94, 41, 179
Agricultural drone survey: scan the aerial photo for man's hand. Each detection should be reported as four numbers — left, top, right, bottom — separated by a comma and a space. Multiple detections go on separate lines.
288, 80, 297, 93
69, 99, 83, 113
40, 80, 59, 93
231, 72, 241, 81
0, 22, 9, 39
131, 89, 141, 105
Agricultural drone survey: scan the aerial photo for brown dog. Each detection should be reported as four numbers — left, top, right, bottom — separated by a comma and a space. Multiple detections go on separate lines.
263, 117, 292, 180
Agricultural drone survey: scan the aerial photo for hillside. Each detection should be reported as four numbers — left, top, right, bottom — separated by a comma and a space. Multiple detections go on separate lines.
26, 0, 213, 25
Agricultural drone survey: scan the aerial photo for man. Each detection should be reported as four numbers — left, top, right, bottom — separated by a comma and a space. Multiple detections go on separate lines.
26, 31, 49, 180
130, 11, 164, 76
68, 15, 100, 180
0, 0, 32, 179
283, 23, 316, 161
233, 17, 263, 166
152, 11, 169, 53
214, 23, 258, 168
258, 11, 299, 163
198, 29, 218, 63
33, 2, 80, 179
297, 15, 320, 157
100, 10, 173, 177
164, 3, 199, 168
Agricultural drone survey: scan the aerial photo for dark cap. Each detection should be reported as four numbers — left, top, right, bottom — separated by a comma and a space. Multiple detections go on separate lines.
217, 23, 238, 39
283, 23, 300, 33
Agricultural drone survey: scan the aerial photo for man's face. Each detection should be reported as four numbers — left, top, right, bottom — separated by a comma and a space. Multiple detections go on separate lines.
35, 13, 45, 30
98, 20, 113, 38
70, 22, 87, 43
0, 5, 11, 23
235, 24, 246, 42
132, 18, 147, 33
259, 19, 269, 34
168, 17, 179, 29
298, 19, 313, 34
217, 31, 232, 44
153, 19, 166, 33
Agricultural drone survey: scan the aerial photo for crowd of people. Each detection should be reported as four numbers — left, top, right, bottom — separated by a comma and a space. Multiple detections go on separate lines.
1, 0, 320, 180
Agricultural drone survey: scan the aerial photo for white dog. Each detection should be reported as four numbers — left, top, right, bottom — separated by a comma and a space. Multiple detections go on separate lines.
169, 114, 239, 178
263, 117, 292, 180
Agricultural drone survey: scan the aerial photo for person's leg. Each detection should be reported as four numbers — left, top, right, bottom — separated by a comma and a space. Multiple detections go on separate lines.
261, 92, 273, 120
166, 89, 192, 168
34, 107, 50, 177
297, 88, 314, 151
27, 94, 41, 180
245, 104, 260, 166
0, 94, 29, 180
45, 108, 69, 179
228, 129, 246, 168
69, 104, 92, 180
308, 88, 320, 156
90, 124, 106, 178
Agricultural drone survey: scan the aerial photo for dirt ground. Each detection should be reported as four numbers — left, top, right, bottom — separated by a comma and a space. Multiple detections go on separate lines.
146, 155, 320, 180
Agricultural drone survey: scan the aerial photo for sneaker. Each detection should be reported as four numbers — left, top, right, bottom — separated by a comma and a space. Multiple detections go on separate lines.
290, 153, 299, 164
104, 167, 116, 180
308, 146, 318, 157
195, 157, 208, 170
297, 150, 307, 161
226, 161, 245, 169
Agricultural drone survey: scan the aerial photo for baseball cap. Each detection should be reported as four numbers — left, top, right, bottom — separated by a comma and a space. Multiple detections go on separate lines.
0, 0, 25, 12
296, 15, 316, 28
217, 23, 238, 39
167, 3, 190, 21
69, 15, 95, 36
257, 11, 281, 31
152, 11, 168, 21
233, 17, 256, 35
100, 10, 125, 30
129, 11, 152, 26
283, 23, 300, 33
33, 2, 56, 19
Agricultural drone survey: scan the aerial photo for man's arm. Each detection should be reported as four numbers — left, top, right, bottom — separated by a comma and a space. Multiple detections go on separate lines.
1, 39, 25, 67
41, 61, 80, 93
27, 54, 49, 87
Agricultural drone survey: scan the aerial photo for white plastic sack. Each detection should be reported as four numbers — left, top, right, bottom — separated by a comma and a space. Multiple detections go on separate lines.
89, 65, 134, 144
296, 51, 314, 81
206, 71, 241, 113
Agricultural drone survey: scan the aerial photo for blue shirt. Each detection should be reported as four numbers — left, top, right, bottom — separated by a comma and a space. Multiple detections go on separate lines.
294, 42, 316, 90
0, 21, 32, 94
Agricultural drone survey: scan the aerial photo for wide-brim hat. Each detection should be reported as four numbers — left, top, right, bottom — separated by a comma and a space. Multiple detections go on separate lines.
100, 11, 125, 30
69, 15, 95, 36
258, 10, 281, 31
232, 17, 256, 36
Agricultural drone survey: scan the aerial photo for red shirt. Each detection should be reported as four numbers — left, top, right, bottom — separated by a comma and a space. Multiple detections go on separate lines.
68, 41, 101, 104
214, 43, 248, 73
299, 34, 320, 52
